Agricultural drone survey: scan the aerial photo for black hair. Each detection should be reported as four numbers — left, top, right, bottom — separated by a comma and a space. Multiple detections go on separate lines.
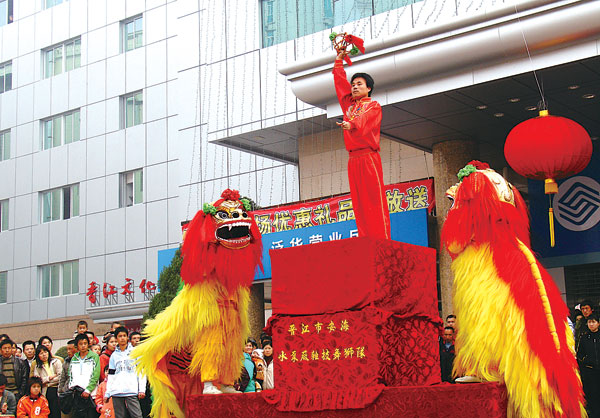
581, 300, 595, 310
114, 326, 129, 338
22, 340, 36, 350
77, 320, 88, 327
0, 338, 14, 349
130, 331, 141, 338
0, 374, 6, 386
67, 339, 76, 346
446, 314, 456, 320
587, 313, 600, 322
27, 376, 43, 394
246, 337, 258, 349
35, 345, 53, 368
112, 321, 123, 327
0, 334, 9, 341
443, 326, 455, 332
38, 336, 53, 346
350, 72, 374, 97
262, 339, 273, 348
74, 333, 90, 346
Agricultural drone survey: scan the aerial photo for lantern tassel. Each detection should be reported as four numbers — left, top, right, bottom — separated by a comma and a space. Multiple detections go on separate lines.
548, 207, 555, 248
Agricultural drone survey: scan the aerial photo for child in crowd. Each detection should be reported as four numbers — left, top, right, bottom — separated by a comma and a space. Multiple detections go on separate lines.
251, 350, 265, 392
16, 377, 50, 418
94, 366, 114, 418
90, 345, 101, 356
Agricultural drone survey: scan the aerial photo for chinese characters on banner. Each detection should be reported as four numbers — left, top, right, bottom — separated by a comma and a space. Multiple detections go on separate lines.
253, 179, 434, 235
87, 278, 156, 306
277, 318, 366, 364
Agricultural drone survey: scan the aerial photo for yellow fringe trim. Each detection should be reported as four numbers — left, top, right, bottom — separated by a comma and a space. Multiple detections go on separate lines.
132, 280, 250, 418
516, 239, 561, 353
451, 243, 567, 418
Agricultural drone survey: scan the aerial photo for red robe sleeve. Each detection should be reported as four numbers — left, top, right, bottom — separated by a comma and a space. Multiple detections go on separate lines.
349, 102, 382, 151
332, 59, 353, 115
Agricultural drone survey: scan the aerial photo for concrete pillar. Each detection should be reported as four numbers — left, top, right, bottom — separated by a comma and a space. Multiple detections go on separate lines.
248, 282, 265, 341
432, 139, 479, 320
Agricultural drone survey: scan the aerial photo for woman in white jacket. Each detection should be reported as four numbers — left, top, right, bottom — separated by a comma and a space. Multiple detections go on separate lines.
32, 345, 62, 418
262, 341, 274, 390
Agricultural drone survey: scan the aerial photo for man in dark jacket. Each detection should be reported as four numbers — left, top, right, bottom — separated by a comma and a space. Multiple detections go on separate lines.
0, 373, 17, 416
439, 327, 456, 383
577, 312, 600, 418
0, 338, 29, 400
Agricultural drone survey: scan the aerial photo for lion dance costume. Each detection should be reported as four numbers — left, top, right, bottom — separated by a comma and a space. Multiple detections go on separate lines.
133, 189, 262, 417
441, 161, 585, 417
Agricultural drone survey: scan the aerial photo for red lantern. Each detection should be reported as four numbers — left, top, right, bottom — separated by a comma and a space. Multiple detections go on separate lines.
504, 110, 593, 247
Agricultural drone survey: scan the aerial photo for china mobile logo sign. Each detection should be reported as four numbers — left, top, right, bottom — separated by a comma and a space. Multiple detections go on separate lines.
553, 176, 600, 232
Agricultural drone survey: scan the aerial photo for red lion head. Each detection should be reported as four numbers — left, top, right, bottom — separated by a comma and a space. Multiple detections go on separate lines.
180, 190, 263, 294
441, 161, 530, 258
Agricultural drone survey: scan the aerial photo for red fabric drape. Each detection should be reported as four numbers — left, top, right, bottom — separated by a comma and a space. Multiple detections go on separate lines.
186, 383, 508, 418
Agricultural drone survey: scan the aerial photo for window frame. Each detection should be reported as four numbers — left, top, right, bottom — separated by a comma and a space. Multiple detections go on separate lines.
40, 184, 80, 223
44, 0, 65, 9
121, 15, 143, 53
0, 61, 12, 93
0, 271, 6, 304
44, 37, 81, 79
39, 260, 79, 299
0, 199, 8, 232
42, 109, 81, 150
121, 91, 143, 128
0, 130, 10, 161
119, 169, 143, 208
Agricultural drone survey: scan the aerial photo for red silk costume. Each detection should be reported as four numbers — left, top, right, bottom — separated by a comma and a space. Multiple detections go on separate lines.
333, 59, 391, 239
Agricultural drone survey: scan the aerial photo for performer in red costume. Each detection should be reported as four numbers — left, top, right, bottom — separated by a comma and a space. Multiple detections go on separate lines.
333, 51, 391, 239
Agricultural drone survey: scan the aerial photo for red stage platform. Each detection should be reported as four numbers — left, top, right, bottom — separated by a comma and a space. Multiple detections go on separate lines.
186, 383, 508, 418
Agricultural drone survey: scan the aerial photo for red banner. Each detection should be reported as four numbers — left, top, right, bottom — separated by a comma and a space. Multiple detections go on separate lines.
253, 179, 434, 235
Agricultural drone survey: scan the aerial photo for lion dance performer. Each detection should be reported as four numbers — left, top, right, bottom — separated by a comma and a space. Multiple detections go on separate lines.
332, 44, 390, 239
441, 161, 585, 417
133, 189, 262, 417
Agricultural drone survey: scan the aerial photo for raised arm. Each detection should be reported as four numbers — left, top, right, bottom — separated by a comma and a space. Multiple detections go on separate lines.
332, 53, 353, 114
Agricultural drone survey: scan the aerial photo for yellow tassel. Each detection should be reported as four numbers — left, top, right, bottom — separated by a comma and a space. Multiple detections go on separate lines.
548, 208, 555, 248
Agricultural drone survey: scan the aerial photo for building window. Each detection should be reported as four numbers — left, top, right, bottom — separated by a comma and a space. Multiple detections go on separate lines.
45, 38, 81, 78
120, 169, 143, 207
0, 0, 13, 26
39, 260, 79, 299
121, 91, 143, 128
42, 110, 80, 150
0, 130, 9, 161
45, 0, 66, 9
260, 0, 418, 47
0, 271, 6, 304
122, 15, 143, 52
41, 184, 80, 223
0, 61, 11, 93
0, 199, 8, 232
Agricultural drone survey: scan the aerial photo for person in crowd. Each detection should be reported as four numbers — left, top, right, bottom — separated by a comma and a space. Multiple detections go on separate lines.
14, 349, 22, 360
21, 343, 36, 368
16, 377, 49, 418
94, 366, 113, 418
103, 327, 145, 418
76, 322, 88, 336
67, 334, 100, 418
251, 349, 265, 392
128, 333, 141, 348
57, 341, 76, 396
36, 340, 59, 366
99, 337, 116, 384
84, 334, 98, 347
445, 315, 456, 330
236, 339, 257, 393
0, 373, 17, 417
577, 312, 600, 417
439, 326, 456, 383
576, 300, 595, 348
10, 345, 17, 359
89, 346, 100, 357
262, 340, 274, 390
0, 339, 29, 400
31, 347, 61, 418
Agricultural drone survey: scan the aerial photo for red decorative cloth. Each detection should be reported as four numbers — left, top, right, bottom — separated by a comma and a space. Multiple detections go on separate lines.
186, 382, 508, 418
333, 59, 390, 239
271, 238, 438, 317
265, 308, 387, 411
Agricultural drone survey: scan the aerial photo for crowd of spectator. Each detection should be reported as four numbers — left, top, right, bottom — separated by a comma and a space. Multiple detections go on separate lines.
0, 321, 147, 418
